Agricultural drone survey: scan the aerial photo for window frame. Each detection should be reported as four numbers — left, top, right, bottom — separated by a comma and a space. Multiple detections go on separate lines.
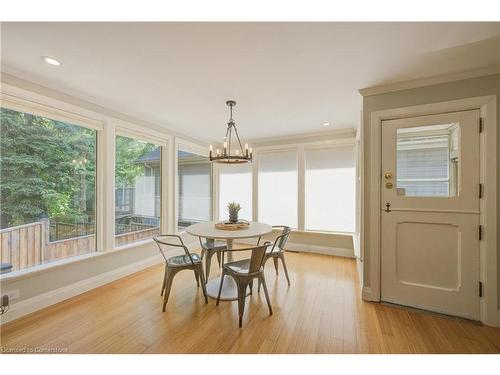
395, 126, 457, 197
256, 147, 300, 229
113, 127, 168, 248
0, 94, 105, 264
216, 137, 357, 234
174, 137, 214, 234
303, 142, 357, 233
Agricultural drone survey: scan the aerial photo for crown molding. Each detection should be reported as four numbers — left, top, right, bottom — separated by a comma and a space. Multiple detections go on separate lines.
359, 65, 500, 97
248, 127, 357, 148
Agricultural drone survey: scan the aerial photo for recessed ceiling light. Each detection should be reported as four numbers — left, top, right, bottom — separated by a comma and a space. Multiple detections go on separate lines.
323, 122, 330, 127
42, 56, 61, 66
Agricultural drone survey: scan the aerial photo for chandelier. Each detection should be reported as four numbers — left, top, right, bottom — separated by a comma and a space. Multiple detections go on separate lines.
209, 100, 252, 164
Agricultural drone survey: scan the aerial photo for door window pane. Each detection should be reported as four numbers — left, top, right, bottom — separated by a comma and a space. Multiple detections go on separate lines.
305, 145, 356, 232
258, 151, 298, 228
396, 124, 459, 197
219, 163, 252, 221
177, 150, 212, 231
1, 107, 96, 272
115, 136, 161, 246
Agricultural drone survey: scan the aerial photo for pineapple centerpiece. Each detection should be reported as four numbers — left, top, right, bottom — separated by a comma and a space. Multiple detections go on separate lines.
227, 201, 241, 223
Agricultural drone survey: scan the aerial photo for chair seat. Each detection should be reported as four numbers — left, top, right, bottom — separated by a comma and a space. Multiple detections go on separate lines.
224, 259, 252, 274
265, 246, 282, 256
167, 253, 202, 267
202, 240, 227, 250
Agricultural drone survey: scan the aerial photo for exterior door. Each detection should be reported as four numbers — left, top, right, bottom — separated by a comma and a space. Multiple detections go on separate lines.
381, 110, 481, 320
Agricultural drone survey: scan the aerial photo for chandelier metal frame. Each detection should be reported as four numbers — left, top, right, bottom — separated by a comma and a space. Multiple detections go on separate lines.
209, 100, 252, 164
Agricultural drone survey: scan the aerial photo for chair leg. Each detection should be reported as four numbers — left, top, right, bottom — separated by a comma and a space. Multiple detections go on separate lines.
258, 255, 269, 293
237, 280, 248, 328
249, 280, 253, 295
161, 264, 167, 296
273, 256, 279, 275
198, 265, 208, 304
194, 268, 200, 287
280, 253, 291, 286
259, 274, 273, 316
216, 250, 221, 267
216, 271, 226, 306
162, 267, 175, 312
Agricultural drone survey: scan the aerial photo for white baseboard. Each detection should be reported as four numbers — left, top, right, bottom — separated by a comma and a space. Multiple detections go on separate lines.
356, 257, 363, 285
286, 242, 354, 258
0, 254, 164, 325
362, 286, 379, 302
236, 239, 354, 258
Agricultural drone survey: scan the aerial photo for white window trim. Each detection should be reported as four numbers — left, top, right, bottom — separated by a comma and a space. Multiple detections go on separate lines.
0, 82, 179, 279
174, 137, 213, 234
113, 128, 170, 249
0, 90, 106, 257
248, 137, 357, 232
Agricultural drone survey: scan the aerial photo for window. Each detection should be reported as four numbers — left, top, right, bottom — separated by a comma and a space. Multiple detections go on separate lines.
258, 150, 298, 228
115, 136, 161, 246
177, 149, 212, 231
0, 107, 96, 271
396, 124, 459, 197
218, 163, 252, 221
305, 145, 356, 232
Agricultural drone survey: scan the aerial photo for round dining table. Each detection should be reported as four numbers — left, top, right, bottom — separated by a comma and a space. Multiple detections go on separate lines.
186, 221, 273, 301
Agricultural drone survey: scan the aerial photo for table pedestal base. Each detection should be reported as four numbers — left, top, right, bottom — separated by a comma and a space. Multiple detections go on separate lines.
206, 275, 250, 301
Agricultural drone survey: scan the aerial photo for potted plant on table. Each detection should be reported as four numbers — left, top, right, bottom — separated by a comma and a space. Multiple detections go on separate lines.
227, 201, 241, 223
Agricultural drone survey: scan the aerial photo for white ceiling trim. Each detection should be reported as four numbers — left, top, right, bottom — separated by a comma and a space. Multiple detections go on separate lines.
359, 65, 500, 97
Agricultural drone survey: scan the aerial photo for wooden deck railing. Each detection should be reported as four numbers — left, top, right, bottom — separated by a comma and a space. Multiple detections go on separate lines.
1, 221, 158, 272
0, 221, 47, 271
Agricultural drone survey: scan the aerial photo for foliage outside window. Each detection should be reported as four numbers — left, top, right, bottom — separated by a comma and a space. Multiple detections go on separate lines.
0, 107, 96, 272
115, 136, 161, 246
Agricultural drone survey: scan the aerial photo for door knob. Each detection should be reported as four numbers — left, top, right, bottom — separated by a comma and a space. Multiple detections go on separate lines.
384, 171, 392, 179
385, 182, 393, 189
385, 202, 391, 212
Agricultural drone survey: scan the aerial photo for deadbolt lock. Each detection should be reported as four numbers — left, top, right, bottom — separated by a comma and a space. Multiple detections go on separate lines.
384, 171, 392, 179
385, 182, 393, 189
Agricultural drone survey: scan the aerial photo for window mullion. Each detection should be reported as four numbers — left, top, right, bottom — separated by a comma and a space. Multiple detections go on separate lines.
297, 145, 305, 232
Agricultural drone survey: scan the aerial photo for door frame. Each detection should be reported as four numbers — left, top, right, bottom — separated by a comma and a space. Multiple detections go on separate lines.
365, 95, 498, 327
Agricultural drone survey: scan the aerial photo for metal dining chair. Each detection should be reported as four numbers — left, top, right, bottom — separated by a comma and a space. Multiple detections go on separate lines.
199, 237, 226, 282
216, 242, 273, 327
257, 226, 292, 288
154, 235, 208, 312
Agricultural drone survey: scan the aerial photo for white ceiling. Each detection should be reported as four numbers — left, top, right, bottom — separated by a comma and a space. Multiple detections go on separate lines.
1, 22, 499, 142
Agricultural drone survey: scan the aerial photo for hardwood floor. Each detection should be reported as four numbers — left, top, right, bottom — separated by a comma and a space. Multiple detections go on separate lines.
1, 251, 499, 354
